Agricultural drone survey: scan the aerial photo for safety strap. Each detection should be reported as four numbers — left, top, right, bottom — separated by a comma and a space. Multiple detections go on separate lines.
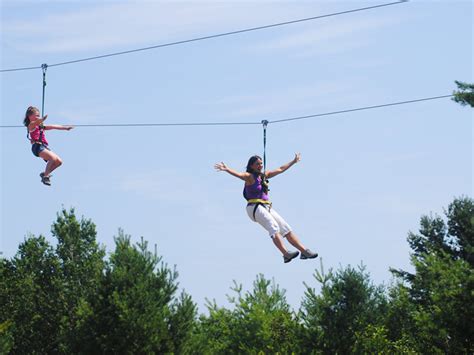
247, 198, 272, 221
262, 120, 268, 173
38, 64, 48, 144
41, 64, 47, 117
38, 125, 45, 144
26, 64, 48, 142
247, 199, 271, 205
261, 120, 270, 192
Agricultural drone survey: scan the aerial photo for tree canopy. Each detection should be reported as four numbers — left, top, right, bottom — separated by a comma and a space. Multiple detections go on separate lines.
1, 198, 473, 353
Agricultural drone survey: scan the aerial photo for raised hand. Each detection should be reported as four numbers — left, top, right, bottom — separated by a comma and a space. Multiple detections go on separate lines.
214, 162, 228, 172
293, 153, 301, 164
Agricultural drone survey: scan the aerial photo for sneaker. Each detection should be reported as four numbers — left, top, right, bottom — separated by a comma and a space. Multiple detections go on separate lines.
300, 249, 318, 260
40, 173, 51, 186
283, 250, 299, 263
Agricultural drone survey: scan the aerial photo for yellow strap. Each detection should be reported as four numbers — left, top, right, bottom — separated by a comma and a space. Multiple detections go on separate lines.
247, 199, 271, 204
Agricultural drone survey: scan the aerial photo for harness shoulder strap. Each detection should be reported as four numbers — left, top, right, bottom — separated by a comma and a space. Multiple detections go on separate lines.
38, 124, 45, 143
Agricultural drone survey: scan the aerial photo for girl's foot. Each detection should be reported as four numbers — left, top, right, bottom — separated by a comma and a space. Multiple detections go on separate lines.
40, 173, 51, 186
283, 251, 299, 263
300, 249, 318, 260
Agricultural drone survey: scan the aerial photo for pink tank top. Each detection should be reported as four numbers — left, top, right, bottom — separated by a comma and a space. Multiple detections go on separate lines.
30, 126, 48, 145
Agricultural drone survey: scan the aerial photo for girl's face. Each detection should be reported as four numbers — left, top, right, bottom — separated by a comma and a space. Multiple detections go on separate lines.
251, 159, 263, 172
29, 110, 40, 122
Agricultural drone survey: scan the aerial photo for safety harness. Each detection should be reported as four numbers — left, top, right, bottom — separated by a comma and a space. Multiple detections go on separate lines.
244, 172, 271, 221
27, 124, 46, 145
26, 64, 48, 146
245, 120, 272, 221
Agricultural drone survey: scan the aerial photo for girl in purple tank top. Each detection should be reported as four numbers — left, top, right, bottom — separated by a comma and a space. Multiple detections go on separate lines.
23, 106, 74, 186
215, 154, 318, 263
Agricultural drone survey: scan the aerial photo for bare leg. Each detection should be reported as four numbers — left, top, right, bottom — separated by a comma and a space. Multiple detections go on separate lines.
285, 231, 307, 253
272, 233, 289, 255
39, 150, 63, 176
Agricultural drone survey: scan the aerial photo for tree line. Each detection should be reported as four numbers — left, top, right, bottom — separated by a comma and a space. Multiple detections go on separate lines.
1, 196, 472, 354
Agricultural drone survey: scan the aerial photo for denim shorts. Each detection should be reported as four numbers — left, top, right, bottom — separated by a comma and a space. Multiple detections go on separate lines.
31, 143, 50, 158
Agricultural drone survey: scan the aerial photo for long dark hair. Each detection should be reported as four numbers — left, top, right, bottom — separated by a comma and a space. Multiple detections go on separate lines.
23, 106, 39, 127
246, 155, 269, 193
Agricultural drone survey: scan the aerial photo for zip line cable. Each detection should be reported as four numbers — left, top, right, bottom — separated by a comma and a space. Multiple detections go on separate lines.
269, 94, 455, 124
28, 121, 261, 128
0, 94, 453, 129
0, 1, 407, 73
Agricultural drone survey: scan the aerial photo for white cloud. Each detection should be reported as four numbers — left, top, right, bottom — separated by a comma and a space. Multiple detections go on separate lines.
3, 2, 322, 54
250, 15, 406, 56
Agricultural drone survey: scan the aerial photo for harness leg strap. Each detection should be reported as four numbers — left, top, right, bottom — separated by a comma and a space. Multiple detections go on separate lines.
252, 203, 260, 221
252, 202, 272, 221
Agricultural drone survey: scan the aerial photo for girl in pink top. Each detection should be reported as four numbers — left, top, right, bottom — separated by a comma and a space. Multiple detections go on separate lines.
23, 106, 74, 186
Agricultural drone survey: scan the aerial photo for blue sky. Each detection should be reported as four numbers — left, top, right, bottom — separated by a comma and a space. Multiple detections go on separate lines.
1, 0, 472, 312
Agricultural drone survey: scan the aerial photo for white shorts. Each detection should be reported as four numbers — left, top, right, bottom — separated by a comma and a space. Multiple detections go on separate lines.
246, 204, 292, 238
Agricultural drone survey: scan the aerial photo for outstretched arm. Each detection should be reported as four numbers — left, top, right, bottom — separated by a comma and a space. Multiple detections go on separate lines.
214, 162, 251, 182
27, 114, 48, 131
44, 124, 74, 131
265, 153, 301, 179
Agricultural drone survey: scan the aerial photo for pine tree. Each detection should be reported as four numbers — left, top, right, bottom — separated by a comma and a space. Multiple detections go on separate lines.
452, 81, 474, 107
390, 197, 474, 353
300, 261, 387, 354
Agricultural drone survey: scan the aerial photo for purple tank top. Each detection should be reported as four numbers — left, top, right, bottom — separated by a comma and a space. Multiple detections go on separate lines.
244, 174, 269, 201
30, 126, 48, 145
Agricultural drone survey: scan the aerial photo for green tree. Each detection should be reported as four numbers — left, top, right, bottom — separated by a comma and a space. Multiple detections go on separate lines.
191, 304, 238, 354
452, 81, 474, 107
353, 324, 416, 354
411, 253, 472, 353
447, 197, 474, 266
79, 230, 196, 353
52, 208, 106, 351
300, 261, 388, 354
0, 320, 14, 354
405, 197, 472, 264
0, 209, 196, 353
192, 274, 299, 354
169, 291, 198, 354
0, 235, 64, 353
0, 209, 106, 353
391, 197, 474, 353
383, 282, 417, 348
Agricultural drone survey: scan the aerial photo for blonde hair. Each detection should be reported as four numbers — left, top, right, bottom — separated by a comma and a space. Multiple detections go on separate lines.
23, 106, 40, 126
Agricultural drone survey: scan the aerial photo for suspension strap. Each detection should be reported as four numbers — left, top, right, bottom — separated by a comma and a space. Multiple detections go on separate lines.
261, 119, 270, 193
27, 64, 48, 142
262, 120, 269, 173
41, 64, 48, 117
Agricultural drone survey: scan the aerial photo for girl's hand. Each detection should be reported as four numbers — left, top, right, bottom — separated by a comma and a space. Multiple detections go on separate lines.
65, 126, 74, 131
214, 162, 228, 172
293, 153, 301, 164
